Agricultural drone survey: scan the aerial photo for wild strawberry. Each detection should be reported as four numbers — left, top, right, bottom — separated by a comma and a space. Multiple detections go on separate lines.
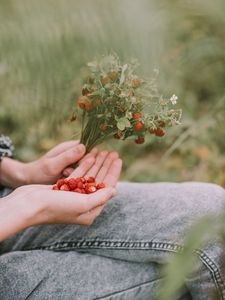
108, 71, 117, 81
158, 121, 165, 128
128, 90, 134, 96
60, 184, 70, 191
74, 188, 82, 193
87, 177, 95, 183
86, 186, 97, 194
132, 79, 141, 88
97, 182, 105, 189
80, 177, 86, 183
56, 179, 65, 189
78, 98, 85, 109
86, 182, 96, 188
99, 124, 108, 131
77, 181, 84, 189
114, 132, 122, 139
67, 178, 77, 190
132, 112, 142, 120
148, 127, 156, 134
100, 76, 110, 86
81, 189, 86, 194
82, 87, 89, 96
155, 128, 165, 137
135, 137, 145, 144
52, 185, 59, 190
85, 103, 92, 111
134, 121, 145, 132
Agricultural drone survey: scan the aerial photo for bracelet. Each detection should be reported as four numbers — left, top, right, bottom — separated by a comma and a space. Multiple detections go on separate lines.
0, 135, 14, 162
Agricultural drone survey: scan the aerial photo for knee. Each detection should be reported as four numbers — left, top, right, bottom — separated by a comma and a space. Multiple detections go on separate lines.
180, 182, 225, 216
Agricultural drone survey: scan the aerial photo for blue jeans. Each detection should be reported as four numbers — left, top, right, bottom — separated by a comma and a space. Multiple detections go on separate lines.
0, 182, 225, 299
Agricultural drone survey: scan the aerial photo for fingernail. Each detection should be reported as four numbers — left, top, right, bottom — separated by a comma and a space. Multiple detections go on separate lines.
63, 170, 70, 177
110, 188, 117, 197
77, 144, 85, 153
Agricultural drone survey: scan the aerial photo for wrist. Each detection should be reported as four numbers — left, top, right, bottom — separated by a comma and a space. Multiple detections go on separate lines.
0, 192, 40, 241
0, 158, 28, 188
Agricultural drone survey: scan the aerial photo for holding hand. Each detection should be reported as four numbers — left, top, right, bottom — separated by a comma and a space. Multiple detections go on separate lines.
0, 146, 122, 241
0, 141, 90, 187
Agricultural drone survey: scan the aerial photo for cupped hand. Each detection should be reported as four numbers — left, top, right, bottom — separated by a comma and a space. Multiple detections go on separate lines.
7, 150, 122, 227
23, 141, 89, 185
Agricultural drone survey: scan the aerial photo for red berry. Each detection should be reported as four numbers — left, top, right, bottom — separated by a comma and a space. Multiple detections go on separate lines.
97, 182, 105, 189
132, 79, 141, 88
135, 137, 145, 144
81, 189, 86, 194
87, 176, 95, 183
155, 128, 165, 137
99, 124, 108, 131
134, 121, 145, 132
60, 184, 70, 191
86, 182, 96, 188
52, 185, 59, 190
85, 103, 92, 111
77, 181, 84, 189
74, 188, 82, 193
56, 179, 65, 188
67, 178, 77, 190
158, 121, 165, 128
86, 186, 97, 194
78, 98, 85, 109
80, 177, 86, 183
132, 112, 142, 120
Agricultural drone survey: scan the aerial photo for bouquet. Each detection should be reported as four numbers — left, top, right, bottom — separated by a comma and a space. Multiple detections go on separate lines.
70, 54, 182, 152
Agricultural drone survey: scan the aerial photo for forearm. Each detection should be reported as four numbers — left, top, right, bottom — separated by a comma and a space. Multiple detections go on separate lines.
0, 157, 28, 188
0, 194, 37, 241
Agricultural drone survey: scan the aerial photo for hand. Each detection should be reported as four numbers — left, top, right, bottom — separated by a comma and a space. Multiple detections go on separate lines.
0, 151, 122, 240
0, 141, 90, 187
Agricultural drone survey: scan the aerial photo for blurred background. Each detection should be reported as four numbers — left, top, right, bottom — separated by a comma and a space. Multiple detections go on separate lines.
0, 0, 224, 186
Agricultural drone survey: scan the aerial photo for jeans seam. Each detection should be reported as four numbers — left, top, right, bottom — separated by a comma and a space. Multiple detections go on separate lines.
93, 278, 162, 300
25, 239, 224, 299
196, 249, 225, 300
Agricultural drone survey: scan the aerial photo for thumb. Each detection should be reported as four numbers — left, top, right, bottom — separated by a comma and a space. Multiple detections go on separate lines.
49, 144, 86, 172
85, 188, 117, 211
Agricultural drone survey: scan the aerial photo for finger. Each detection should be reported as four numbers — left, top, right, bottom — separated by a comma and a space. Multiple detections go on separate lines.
49, 144, 86, 172
68, 157, 95, 178
75, 204, 105, 225
48, 187, 115, 216
85, 151, 109, 177
95, 151, 119, 183
62, 167, 75, 177
103, 159, 123, 187
78, 147, 99, 165
82, 188, 116, 212
16, 184, 52, 193
44, 141, 80, 158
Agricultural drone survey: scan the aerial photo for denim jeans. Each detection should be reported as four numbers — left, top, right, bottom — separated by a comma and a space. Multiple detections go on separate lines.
0, 182, 225, 300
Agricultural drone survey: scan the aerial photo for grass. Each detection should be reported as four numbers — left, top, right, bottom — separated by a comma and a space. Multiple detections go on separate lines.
0, 0, 225, 186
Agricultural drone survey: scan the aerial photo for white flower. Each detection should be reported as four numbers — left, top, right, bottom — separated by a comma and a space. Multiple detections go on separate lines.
170, 94, 178, 105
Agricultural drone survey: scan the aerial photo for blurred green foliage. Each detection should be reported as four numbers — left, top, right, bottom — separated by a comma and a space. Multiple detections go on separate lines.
0, 0, 225, 185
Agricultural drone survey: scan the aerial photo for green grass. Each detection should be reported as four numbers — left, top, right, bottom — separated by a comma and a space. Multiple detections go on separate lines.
0, 0, 225, 185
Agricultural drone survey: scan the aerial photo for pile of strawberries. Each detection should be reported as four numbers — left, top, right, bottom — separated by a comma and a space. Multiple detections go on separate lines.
52, 177, 105, 194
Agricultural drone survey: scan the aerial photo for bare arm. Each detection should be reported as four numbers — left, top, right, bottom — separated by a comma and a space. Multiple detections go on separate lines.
0, 150, 122, 242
